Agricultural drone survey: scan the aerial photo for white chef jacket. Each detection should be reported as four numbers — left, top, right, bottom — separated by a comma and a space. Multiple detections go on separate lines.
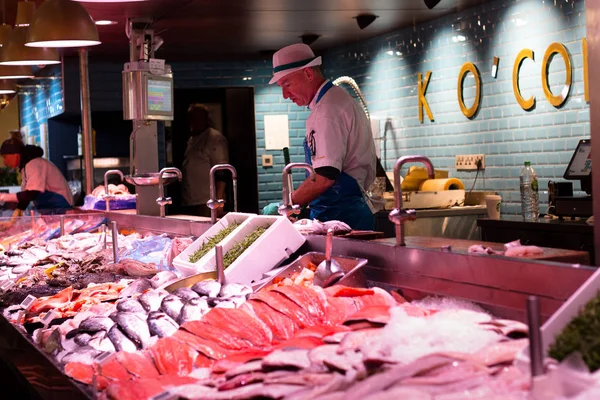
305, 80, 376, 190
21, 157, 74, 205
182, 127, 229, 206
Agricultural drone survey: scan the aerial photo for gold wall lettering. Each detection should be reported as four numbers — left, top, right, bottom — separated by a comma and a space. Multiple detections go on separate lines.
583, 37, 589, 103
513, 48, 536, 111
542, 42, 572, 108
457, 62, 481, 119
418, 71, 434, 123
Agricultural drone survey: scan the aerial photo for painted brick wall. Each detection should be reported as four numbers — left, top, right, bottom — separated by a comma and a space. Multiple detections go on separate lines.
324, 0, 589, 215
19, 0, 589, 214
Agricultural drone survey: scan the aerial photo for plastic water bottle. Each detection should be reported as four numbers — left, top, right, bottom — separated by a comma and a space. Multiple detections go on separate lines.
520, 161, 539, 221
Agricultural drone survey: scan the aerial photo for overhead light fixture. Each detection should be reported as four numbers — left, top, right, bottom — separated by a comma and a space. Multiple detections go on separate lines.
300, 34, 320, 46
355, 14, 378, 30
25, 0, 100, 48
15, 1, 36, 27
0, 80, 16, 94
0, 24, 11, 47
95, 20, 117, 26
0, 27, 60, 65
0, 63, 34, 79
424, 0, 442, 9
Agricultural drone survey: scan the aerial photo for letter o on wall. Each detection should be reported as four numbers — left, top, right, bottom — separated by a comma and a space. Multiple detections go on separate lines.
457, 62, 481, 119
513, 49, 535, 111
542, 42, 572, 108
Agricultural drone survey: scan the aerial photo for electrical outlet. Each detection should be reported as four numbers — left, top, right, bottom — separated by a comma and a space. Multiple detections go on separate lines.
455, 154, 485, 171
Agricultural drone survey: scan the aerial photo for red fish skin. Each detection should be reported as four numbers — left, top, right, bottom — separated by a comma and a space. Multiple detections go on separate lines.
149, 337, 196, 376
242, 300, 298, 343
98, 356, 132, 383
181, 321, 254, 350
195, 352, 215, 368
64, 362, 94, 385
325, 286, 375, 297
251, 290, 319, 328
271, 285, 327, 322
29, 287, 74, 314
115, 351, 160, 379
171, 329, 232, 359
202, 308, 273, 348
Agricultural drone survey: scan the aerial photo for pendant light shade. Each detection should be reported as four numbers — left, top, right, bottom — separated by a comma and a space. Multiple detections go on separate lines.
0, 63, 34, 79
15, 1, 36, 27
0, 24, 11, 47
0, 27, 60, 65
0, 80, 16, 94
25, 0, 100, 48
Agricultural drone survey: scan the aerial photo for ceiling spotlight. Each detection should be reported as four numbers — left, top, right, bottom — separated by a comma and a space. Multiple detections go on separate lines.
424, 0, 442, 9
355, 14, 378, 30
300, 34, 320, 46
95, 20, 118, 26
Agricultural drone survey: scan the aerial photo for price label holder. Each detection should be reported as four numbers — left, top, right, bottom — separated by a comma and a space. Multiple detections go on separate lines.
41, 311, 58, 327
0, 280, 14, 292
20, 294, 36, 311
95, 351, 113, 365
149, 58, 166, 75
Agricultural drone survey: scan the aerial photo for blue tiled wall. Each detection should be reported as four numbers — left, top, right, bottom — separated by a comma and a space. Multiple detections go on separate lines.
324, 0, 589, 215
20, 0, 589, 214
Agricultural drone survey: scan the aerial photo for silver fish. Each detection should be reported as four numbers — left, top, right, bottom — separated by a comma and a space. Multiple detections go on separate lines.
138, 290, 167, 312
116, 299, 146, 314
119, 278, 156, 298
178, 297, 209, 324
60, 346, 102, 365
74, 333, 93, 346
214, 300, 236, 309
87, 331, 116, 353
191, 280, 221, 298
161, 295, 184, 321
114, 312, 151, 349
107, 325, 137, 353
79, 316, 114, 333
147, 311, 179, 338
219, 283, 252, 298
173, 287, 200, 302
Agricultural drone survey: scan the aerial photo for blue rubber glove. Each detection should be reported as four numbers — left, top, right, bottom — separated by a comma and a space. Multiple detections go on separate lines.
262, 202, 281, 215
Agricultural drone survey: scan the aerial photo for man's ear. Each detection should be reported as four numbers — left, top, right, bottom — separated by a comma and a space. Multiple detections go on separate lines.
303, 67, 314, 81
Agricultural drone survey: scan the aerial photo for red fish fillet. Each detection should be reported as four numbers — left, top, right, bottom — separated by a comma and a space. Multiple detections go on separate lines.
271, 285, 327, 322
251, 290, 318, 328
106, 377, 165, 400
294, 324, 350, 338
98, 356, 132, 382
115, 351, 159, 379
211, 349, 272, 374
149, 337, 196, 376
181, 321, 253, 350
343, 305, 391, 326
29, 287, 74, 314
202, 308, 273, 348
242, 300, 298, 342
274, 336, 324, 350
64, 362, 94, 385
195, 352, 214, 368
325, 296, 360, 324
171, 329, 232, 359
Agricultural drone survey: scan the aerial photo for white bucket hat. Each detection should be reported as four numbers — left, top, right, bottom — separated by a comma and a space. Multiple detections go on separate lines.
269, 43, 322, 84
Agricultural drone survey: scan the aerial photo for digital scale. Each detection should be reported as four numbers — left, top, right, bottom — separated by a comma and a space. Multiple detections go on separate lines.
551, 139, 592, 218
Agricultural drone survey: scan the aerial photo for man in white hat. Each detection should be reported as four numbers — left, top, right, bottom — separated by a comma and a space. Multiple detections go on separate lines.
264, 43, 377, 230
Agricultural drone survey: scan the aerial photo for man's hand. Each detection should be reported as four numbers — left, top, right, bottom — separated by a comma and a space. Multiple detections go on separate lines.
291, 173, 335, 206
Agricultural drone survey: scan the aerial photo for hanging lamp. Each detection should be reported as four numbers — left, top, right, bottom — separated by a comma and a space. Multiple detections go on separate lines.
25, 0, 100, 48
0, 54, 34, 78
15, 1, 35, 27
0, 24, 10, 46
0, 80, 16, 94
0, 26, 60, 65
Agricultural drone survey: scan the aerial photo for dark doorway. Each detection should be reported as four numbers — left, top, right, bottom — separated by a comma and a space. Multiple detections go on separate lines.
168, 87, 258, 214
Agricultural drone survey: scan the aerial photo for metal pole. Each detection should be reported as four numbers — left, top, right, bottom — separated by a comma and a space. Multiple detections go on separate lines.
30, 210, 34, 229
59, 216, 65, 237
527, 296, 544, 378
215, 245, 225, 284
111, 221, 119, 263
103, 224, 107, 249
79, 48, 94, 196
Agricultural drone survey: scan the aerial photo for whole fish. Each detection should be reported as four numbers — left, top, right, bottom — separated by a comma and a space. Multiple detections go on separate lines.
114, 312, 151, 349
220, 283, 252, 298
191, 280, 221, 298
138, 290, 167, 313
173, 287, 200, 302
74, 333, 93, 347
119, 278, 155, 298
107, 325, 137, 353
79, 316, 114, 333
161, 295, 184, 321
147, 311, 179, 338
60, 346, 102, 365
116, 299, 146, 314
87, 331, 116, 353
178, 297, 209, 324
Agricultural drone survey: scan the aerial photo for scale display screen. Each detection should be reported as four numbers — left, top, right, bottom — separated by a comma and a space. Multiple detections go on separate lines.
564, 139, 591, 179
147, 78, 173, 113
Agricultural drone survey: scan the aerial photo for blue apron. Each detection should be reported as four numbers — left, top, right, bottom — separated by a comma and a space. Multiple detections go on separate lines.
28, 191, 72, 215
303, 82, 374, 231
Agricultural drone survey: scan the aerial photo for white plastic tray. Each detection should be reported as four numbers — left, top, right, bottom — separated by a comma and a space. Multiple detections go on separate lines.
202, 215, 305, 286
172, 212, 255, 276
